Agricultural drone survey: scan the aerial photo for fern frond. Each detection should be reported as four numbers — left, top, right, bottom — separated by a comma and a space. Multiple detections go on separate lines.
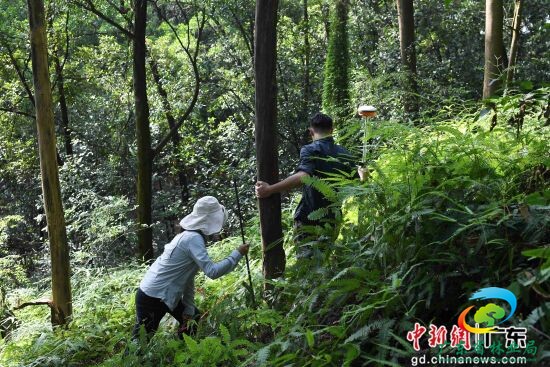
344, 318, 395, 344
307, 207, 328, 221
183, 333, 199, 354
220, 324, 231, 346
329, 278, 361, 292
302, 175, 337, 201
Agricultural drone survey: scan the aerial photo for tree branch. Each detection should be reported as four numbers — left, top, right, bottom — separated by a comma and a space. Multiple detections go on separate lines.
174, 0, 190, 23
73, 0, 134, 39
148, 53, 180, 146
228, 7, 253, 59
151, 3, 205, 158
14, 299, 54, 311
0, 107, 35, 119
1, 39, 35, 106
61, 10, 71, 71
207, 16, 253, 86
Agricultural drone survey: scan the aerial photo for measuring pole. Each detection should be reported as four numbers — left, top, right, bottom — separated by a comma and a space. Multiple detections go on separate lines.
233, 178, 256, 307
357, 105, 377, 164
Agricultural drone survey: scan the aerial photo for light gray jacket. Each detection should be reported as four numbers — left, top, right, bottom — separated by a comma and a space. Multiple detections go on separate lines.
139, 231, 242, 314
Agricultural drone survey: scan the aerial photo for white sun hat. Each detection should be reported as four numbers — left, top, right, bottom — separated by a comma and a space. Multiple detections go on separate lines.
179, 196, 227, 236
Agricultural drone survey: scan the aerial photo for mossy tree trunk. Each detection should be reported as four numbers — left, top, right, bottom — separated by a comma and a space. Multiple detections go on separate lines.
27, 0, 72, 326
321, 0, 350, 126
303, 0, 310, 117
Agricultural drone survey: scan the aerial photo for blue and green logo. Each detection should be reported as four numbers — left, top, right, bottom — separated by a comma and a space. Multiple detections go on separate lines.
458, 287, 517, 334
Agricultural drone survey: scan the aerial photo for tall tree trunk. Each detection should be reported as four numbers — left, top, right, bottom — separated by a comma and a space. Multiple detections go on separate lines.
54, 53, 73, 156
27, 0, 72, 326
483, 0, 506, 99
255, 0, 285, 280
321, 0, 350, 126
303, 0, 310, 116
506, 0, 522, 88
396, 0, 419, 115
134, 0, 153, 261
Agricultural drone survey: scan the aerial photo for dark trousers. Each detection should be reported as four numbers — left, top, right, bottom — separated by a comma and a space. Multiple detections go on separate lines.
131, 288, 199, 340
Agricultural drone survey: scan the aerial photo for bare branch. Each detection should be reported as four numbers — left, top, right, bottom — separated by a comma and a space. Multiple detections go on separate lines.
193, 9, 206, 61
72, 0, 134, 39
14, 299, 54, 310
175, 0, 190, 23
61, 10, 71, 71
0, 107, 35, 119
105, 0, 133, 24
0, 39, 35, 106
228, 7, 253, 59
151, 3, 206, 157
207, 15, 253, 86
148, 52, 180, 146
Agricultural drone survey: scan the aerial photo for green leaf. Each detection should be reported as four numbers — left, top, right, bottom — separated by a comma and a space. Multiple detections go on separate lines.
329, 278, 362, 292
343, 344, 360, 367
220, 324, 231, 345
344, 324, 375, 344
435, 125, 464, 138
524, 192, 549, 205
302, 175, 337, 201
305, 329, 314, 348
256, 346, 271, 365
522, 247, 550, 259
519, 81, 534, 91
308, 207, 329, 221
324, 325, 346, 339
183, 333, 199, 354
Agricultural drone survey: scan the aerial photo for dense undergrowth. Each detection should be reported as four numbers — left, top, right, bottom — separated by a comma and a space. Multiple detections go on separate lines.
1, 90, 549, 366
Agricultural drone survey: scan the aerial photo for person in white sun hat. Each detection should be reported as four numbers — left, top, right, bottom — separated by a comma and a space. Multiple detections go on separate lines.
132, 196, 249, 340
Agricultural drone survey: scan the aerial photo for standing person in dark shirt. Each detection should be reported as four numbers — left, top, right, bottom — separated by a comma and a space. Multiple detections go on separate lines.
255, 113, 365, 258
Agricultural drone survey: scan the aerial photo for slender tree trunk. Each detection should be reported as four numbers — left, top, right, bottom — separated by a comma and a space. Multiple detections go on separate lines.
396, 0, 419, 115
255, 0, 285, 280
506, 0, 522, 88
134, 0, 153, 261
54, 53, 73, 156
483, 0, 506, 98
27, 0, 72, 326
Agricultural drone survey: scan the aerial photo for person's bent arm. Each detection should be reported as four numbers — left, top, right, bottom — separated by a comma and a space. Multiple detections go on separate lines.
188, 238, 246, 279
255, 171, 309, 198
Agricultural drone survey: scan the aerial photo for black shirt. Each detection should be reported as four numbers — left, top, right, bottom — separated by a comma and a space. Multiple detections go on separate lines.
294, 136, 356, 224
